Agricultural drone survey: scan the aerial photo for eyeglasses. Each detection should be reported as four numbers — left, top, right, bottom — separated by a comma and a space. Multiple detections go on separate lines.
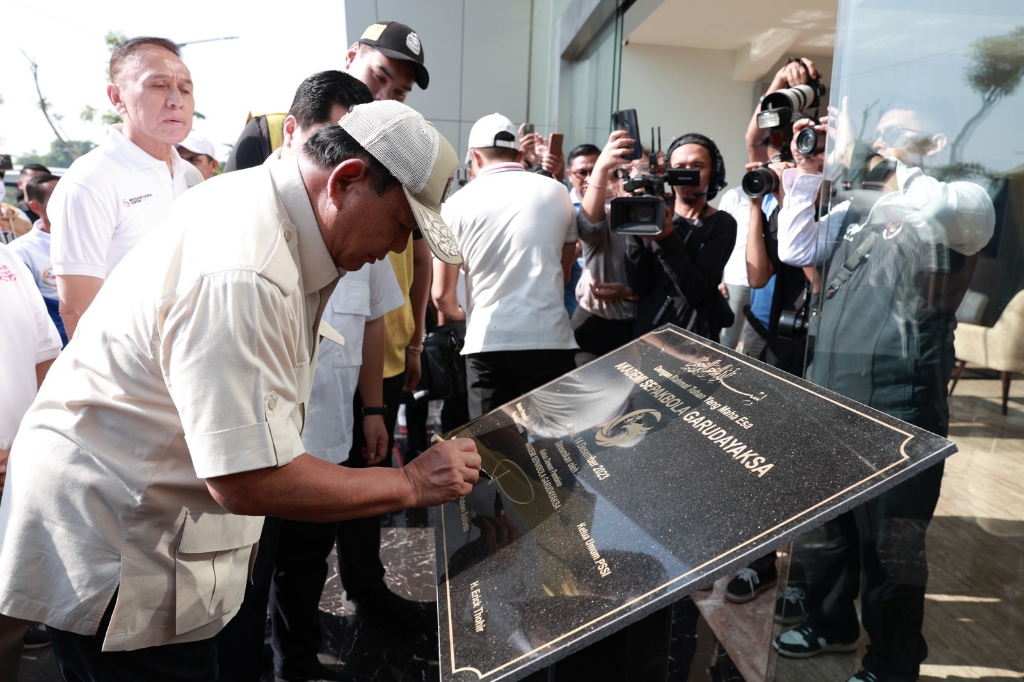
876, 125, 930, 147
569, 168, 594, 178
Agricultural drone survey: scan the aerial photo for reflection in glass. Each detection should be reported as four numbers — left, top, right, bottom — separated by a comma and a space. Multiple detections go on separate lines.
774, 1, 1024, 680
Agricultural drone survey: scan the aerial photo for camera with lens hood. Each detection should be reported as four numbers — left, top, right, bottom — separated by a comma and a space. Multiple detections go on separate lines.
608, 111, 702, 235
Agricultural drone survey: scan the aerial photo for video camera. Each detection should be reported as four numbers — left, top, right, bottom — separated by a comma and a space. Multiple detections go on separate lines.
608, 110, 701, 236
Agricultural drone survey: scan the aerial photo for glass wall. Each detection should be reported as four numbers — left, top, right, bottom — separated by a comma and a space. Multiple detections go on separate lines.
565, 9, 623, 152
773, 0, 1024, 680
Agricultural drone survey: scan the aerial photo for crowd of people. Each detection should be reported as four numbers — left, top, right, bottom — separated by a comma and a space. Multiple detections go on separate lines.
0, 15, 995, 682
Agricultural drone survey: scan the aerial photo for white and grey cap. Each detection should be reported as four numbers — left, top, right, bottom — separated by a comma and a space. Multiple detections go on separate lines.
339, 100, 462, 264
465, 113, 519, 164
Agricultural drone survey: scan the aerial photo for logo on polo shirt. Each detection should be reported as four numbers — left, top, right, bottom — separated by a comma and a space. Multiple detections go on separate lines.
0, 264, 18, 282
123, 193, 154, 208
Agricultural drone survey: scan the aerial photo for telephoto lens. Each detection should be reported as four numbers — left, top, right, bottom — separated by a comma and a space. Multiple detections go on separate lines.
741, 167, 780, 198
796, 127, 825, 156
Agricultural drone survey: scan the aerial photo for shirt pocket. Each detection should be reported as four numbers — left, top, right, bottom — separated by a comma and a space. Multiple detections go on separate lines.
328, 283, 370, 368
174, 509, 264, 635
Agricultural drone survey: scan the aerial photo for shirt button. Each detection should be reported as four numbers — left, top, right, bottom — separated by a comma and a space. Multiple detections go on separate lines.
268, 395, 278, 410
284, 230, 293, 242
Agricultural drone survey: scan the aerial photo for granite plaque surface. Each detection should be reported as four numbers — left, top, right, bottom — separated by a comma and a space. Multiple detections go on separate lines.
434, 326, 956, 681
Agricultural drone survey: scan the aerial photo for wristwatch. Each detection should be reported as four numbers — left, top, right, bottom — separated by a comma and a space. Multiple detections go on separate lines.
362, 406, 388, 417
407, 345, 424, 356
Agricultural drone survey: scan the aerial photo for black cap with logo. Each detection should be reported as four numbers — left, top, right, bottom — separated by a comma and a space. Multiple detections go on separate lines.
358, 22, 429, 90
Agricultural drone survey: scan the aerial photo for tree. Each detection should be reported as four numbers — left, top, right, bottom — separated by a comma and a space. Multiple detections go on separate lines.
950, 25, 1024, 163
22, 50, 79, 161
18, 140, 98, 169
81, 31, 127, 126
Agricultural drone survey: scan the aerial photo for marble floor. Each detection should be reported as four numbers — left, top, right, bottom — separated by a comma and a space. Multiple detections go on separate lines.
18, 373, 1024, 682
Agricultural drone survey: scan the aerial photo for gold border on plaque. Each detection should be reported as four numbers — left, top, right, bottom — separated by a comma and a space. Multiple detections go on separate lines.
441, 330, 917, 679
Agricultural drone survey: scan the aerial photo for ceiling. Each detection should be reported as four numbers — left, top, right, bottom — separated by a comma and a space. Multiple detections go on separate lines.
626, 0, 839, 80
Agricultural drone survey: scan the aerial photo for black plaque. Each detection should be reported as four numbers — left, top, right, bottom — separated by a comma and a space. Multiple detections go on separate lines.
435, 326, 955, 681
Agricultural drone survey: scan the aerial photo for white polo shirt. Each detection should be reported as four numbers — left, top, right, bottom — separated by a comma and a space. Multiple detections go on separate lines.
49, 125, 203, 279
303, 257, 403, 464
442, 163, 578, 354
0, 245, 62, 450
0, 157, 340, 651
8, 221, 57, 301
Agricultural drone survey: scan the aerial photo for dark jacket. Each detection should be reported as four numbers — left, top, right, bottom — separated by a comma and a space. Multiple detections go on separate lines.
812, 191, 974, 436
625, 210, 736, 341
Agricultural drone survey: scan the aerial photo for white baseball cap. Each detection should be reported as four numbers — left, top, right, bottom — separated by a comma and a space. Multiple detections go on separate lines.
339, 100, 462, 264
465, 113, 519, 164
176, 133, 217, 160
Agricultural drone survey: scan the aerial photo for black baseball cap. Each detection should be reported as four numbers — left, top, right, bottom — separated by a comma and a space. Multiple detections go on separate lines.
358, 22, 429, 90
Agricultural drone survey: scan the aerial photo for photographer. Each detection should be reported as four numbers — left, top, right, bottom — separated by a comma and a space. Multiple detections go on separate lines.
725, 58, 825, 608
624, 134, 736, 341
771, 103, 995, 682
572, 130, 638, 360
746, 57, 820, 164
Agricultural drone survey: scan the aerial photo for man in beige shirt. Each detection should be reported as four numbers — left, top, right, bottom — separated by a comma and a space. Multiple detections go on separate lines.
0, 101, 476, 680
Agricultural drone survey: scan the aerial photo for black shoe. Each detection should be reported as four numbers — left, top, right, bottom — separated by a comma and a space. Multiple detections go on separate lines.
774, 586, 807, 625
725, 567, 777, 603
773, 623, 858, 658
352, 586, 430, 633
23, 622, 51, 649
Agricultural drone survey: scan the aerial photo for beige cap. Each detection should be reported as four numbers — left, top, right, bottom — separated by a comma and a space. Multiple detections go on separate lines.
339, 100, 462, 264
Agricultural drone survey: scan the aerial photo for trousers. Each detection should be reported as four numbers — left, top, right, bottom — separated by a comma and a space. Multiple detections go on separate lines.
48, 595, 217, 682
799, 461, 945, 681
466, 349, 576, 420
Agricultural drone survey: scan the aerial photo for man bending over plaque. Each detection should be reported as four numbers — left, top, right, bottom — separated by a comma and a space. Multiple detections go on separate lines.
771, 103, 994, 682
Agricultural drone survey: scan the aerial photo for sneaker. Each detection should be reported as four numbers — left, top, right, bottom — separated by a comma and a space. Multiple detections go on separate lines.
773, 623, 858, 658
22, 622, 50, 649
352, 586, 430, 633
725, 567, 777, 603
846, 670, 879, 682
774, 586, 807, 625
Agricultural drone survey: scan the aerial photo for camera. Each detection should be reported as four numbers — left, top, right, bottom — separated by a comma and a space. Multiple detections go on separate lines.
778, 281, 812, 340
741, 161, 781, 198
756, 62, 826, 153
608, 114, 701, 235
777, 308, 810, 339
795, 127, 825, 156
610, 164, 702, 235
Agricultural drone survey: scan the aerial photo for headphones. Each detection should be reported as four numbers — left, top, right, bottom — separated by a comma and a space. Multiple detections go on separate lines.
665, 133, 727, 200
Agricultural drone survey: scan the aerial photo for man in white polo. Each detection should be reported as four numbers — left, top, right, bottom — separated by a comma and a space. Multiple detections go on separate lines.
49, 36, 203, 339
0, 101, 479, 680
434, 113, 578, 419
176, 132, 219, 180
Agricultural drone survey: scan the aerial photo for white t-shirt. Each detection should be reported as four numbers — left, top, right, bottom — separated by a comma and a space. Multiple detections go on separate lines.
8, 221, 56, 301
717, 187, 752, 287
442, 163, 578, 354
0, 245, 62, 450
49, 126, 203, 279
303, 258, 403, 464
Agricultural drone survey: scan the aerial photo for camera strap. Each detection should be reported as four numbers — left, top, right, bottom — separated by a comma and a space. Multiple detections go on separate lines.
824, 230, 877, 300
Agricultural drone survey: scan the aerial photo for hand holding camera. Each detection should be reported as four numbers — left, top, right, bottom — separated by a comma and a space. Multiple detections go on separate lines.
592, 129, 636, 187
792, 117, 827, 174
